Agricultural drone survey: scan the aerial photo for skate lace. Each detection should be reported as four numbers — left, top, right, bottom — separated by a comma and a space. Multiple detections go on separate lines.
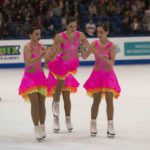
108, 124, 114, 132
66, 118, 71, 123
66, 118, 72, 128
34, 127, 41, 138
55, 116, 59, 124
54, 103, 59, 112
41, 126, 45, 132
91, 122, 96, 130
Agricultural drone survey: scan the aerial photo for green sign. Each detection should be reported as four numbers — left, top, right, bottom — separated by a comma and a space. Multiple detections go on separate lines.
0, 46, 20, 55
124, 42, 150, 56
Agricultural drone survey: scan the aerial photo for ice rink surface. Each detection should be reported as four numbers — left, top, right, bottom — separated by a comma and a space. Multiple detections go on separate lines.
0, 65, 150, 150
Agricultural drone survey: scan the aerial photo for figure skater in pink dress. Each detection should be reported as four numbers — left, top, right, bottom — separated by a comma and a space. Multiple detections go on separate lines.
47, 71, 79, 133
45, 17, 93, 132
18, 26, 48, 142
83, 24, 121, 137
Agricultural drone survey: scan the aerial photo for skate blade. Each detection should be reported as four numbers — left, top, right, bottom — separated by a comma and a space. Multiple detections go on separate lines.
107, 132, 115, 138
68, 128, 73, 132
54, 129, 60, 133
36, 138, 42, 142
107, 135, 115, 138
91, 132, 97, 137
41, 136, 46, 140
53, 115, 59, 118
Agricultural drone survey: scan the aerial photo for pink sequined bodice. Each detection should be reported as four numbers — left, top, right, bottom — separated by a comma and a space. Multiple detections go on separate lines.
94, 40, 113, 71
60, 31, 80, 59
24, 43, 43, 73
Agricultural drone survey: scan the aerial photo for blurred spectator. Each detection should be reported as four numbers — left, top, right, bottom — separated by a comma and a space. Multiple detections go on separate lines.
43, 9, 54, 33
61, 13, 68, 30
106, 1, 116, 16
0, 0, 149, 39
121, 10, 131, 35
88, 2, 97, 16
114, 2, 122, 16
143, 5, 150, 32
85, 18, 96, 37
130, 17, 141, 33
52, 0, 63, 17
0, 13, 8, 38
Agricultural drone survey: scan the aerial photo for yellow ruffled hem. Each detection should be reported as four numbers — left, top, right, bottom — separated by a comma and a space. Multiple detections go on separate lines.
50, 69, 77, 80
47, 86, 77, 97
86, 87, 120, 99
47, 86, 56, 97
63, 86, 77, 93
19, 86, 48, 102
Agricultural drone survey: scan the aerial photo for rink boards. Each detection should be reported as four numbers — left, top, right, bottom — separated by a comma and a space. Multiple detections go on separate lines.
0, 37, 150, 68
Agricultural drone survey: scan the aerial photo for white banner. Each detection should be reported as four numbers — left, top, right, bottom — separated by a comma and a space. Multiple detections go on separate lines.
0, 37, 150, 66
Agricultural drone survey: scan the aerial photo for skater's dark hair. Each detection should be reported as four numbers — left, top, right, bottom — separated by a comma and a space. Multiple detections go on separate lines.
97, 23, 109, 32
29, 26, 41, 34
66, 17, 77, 25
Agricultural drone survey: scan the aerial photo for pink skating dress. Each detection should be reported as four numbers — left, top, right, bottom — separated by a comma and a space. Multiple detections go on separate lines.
83, 40, 121, 99
48, 31, 81, 80
18, 43, 48, 101
47, 65, 80, 97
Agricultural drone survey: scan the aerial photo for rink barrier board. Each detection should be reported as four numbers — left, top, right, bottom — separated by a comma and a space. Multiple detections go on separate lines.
0, 37, 150, 68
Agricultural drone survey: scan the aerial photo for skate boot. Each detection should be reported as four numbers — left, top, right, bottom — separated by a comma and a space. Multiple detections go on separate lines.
40, 124, 46, 139
53, 116, 60, 133
52, 102, 59, 117
34, 126, 42, 142
90, 119, 97, 137
107, 120, 115, 138
66, 116, 73, 132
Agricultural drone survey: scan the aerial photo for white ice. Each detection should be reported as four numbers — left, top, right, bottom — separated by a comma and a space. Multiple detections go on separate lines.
0, 65, 150, 150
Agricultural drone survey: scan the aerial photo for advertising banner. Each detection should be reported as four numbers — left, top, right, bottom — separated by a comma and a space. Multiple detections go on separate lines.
0, 36, 150, 67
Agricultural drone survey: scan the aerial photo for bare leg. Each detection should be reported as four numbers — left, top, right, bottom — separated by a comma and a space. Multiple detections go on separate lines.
91, 92, 102, 119
90, 92, 102, 136
105, 92, 114, 121
28, 93, 40, 126
52, 79, 65, 132
38, 93, 46, 138
62, 90, 73, 131
38, 93, 46, 124
105, 92, 115, 137
62, 90, 71, 117
53, 79, 65, 102
52, 79, 65, 117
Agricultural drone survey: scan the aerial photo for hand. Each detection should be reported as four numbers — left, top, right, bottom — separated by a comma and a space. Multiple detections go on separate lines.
44, 59, 49, 68
103, 57, 113, 65
41, 49, 46, 58
49, 55, 56, 61
90, 47, 96, 54
91, 48, 102, 58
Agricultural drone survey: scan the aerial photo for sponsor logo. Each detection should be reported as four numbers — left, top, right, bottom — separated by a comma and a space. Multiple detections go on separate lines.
0, 45, 21, 60
124, 42, 150, 56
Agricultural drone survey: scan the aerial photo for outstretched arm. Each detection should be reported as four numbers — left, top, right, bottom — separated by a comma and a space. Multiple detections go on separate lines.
81, 44, 92, 59
45, 34, 61, 62
79, 32, 92, 59
79, 33, 105, 60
